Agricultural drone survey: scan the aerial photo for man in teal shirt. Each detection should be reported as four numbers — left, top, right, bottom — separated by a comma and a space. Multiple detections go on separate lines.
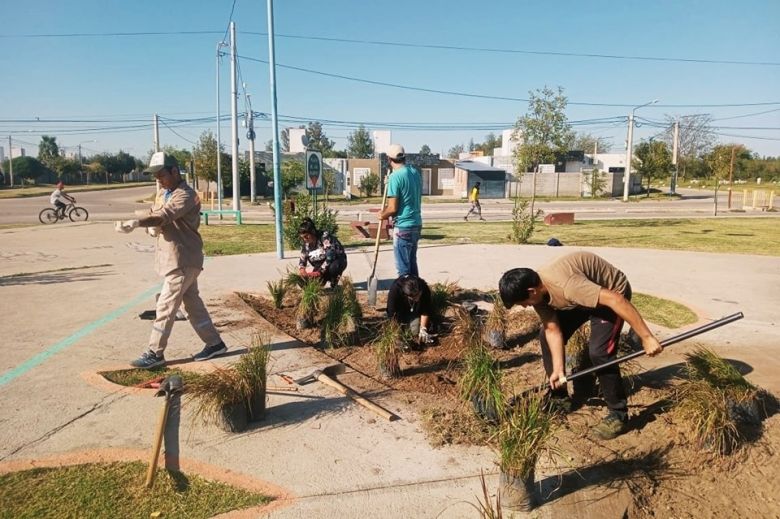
378, 144, 422, 277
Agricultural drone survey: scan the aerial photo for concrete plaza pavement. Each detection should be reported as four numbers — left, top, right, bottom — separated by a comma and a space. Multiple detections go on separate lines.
0, 222, 778, 517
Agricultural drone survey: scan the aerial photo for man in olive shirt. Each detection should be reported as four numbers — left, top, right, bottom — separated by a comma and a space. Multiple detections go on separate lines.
115, 152, 227, 368
498, 251, 662, 439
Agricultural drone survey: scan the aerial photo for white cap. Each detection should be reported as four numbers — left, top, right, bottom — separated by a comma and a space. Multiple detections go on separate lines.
387, 144, 405, 160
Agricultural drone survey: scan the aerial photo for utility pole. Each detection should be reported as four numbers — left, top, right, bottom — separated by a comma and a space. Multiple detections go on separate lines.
623, 113, 635, 202
7, 136, 13, 187
267, 0, 284, 259
229, 21, 241, 212
671, 120, 679, 195
216, 42, 227, 212
246, 93, 257, 204
728, 145, 736, 209
153, 114, 160, 153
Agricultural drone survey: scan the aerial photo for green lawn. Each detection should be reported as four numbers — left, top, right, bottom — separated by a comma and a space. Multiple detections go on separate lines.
632, 293, 699, 329
0, 182, 156, 199
0, 461, 271, 519
202, 217, 780, 257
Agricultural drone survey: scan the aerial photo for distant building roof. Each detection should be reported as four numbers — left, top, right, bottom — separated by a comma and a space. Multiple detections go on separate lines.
455, 160, 506, 172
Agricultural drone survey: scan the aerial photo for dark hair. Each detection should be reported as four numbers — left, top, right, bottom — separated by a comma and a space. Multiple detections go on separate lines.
398, 274, 422, 298
298, 217, 317, 236
475, 182, 481, 187
389, 155, 406, 165
498, 268, 540, 308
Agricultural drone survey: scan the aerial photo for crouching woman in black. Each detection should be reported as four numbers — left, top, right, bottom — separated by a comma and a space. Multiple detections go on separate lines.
298, 217, 347, 288
387, 275, 434, 348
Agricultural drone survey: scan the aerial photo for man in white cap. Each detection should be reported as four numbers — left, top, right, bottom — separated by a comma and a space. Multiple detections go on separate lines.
115, 152, 227, 368
377, 144, 423, 277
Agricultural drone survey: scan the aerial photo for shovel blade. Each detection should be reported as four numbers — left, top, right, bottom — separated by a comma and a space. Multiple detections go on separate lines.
367, 274, 378, 307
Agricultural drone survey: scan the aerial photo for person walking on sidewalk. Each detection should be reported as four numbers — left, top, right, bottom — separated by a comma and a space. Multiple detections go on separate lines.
498, 251, 662, 440
463, 181, 485, 221
377, 144, 423, 277
115, 152, 227, 368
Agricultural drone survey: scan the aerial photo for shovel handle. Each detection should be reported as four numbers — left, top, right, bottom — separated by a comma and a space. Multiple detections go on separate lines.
316, 373, 395, 421
369, 178, 391, 279
145, 395, 170, 488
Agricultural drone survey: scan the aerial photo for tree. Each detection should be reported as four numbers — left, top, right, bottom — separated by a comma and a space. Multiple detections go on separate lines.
632, 140, 672, 197
193, 131, 230, 184
162, 146, 192, 172
358, 172, 379, 197
447, 144, 464, 159
419, 144, 432, 155
346, 125, 374, 159
513, 86, 572, 214
2, 156, 49, 181
661, 114, 716, 180
468, 138, 476, 152
568, 132, 611, 153
476, 133, 502, 155
265, 139, 273, 152
37, 135, 60, 171
707, 144, 746, 215
281, 159, 304, 198
306, 121, 335, 157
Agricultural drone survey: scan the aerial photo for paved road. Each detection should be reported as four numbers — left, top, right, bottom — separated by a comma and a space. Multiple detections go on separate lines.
1, 185, 777, 225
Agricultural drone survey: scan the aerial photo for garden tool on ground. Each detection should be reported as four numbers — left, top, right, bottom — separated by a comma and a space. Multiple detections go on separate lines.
145, 375, 183, 488
296, 364, 397, 421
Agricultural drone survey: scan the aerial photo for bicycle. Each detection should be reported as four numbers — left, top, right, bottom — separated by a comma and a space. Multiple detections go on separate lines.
39, 201, 89, 224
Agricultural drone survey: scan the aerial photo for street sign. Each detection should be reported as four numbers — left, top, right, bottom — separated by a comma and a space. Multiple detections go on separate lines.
306, 150, 323, 189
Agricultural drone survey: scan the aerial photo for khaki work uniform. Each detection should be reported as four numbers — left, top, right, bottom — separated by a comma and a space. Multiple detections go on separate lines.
147, 180, 222, 356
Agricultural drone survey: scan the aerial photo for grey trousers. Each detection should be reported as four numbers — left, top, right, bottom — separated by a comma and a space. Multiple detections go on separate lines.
149, 267, 222, 356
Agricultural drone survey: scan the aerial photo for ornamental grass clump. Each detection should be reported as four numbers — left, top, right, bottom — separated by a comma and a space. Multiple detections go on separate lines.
285, 268, 306, 290
340, 276, 363, 322
187, 367, 252, 432
430, 281, 458, 321
373, 319, 405, 379
266, 279, 287, 309
673, 346, 768, 456
234, 334, 271, 421
483, 295, 508, 349
321, 285, 359, 348
296, 279, 322, 329
460, 340, 505, 423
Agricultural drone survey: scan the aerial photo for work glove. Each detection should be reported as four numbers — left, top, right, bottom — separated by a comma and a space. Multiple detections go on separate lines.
146, 227, 160, 238
114, 219, 139, 233
418, 327, 434, 344
306, 270, 322, 278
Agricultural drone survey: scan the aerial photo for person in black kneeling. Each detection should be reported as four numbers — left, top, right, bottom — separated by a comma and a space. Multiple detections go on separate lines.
387, 274, 434, 349
298, 217, 348, 288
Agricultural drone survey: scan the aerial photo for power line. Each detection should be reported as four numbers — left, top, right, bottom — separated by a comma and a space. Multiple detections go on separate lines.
713, 107, 780, 121
221, 0, 238, 44
160, 119, 198, 146
3, 28, 778, 67
237, 54, 780, 108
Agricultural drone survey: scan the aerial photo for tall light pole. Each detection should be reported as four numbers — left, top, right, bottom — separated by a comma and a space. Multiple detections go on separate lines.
216, 41, 228, 212
623, 99, 658, 202
267, 0, 284, 259
229, 21, 241, 212
7, 136, 13, 187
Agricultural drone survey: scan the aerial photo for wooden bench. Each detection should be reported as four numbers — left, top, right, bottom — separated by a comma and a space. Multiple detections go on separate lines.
349, 220, 390, 240
200, 210, 243, 225
543, 212, 575, 225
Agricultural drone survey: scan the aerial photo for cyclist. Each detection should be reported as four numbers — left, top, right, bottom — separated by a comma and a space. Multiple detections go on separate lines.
50, 181, 75, 219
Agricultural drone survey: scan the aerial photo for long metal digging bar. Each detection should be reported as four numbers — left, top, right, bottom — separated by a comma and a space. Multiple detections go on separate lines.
520, 311, 744, 397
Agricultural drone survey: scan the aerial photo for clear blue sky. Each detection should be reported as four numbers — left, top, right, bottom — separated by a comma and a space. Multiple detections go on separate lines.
1, 0, 779, 161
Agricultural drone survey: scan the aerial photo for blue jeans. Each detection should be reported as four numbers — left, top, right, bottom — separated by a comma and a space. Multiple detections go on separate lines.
393, 226, 421, 277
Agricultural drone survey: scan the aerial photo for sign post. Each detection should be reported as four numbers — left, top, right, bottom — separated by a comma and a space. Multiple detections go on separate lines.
306, 150, 322, 218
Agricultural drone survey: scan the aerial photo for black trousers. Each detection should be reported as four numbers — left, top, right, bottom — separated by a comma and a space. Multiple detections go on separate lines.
539, 285, 632, 417
320, 257, 347, 285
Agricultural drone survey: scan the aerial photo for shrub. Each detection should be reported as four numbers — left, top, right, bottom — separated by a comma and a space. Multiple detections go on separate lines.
282, 192, 340, 249
509, 198, 541, 244
266, 279, 287, 309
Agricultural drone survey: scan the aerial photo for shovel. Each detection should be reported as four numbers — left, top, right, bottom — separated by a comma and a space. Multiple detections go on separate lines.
367, 179, 390, 307
518, 311, 744, 398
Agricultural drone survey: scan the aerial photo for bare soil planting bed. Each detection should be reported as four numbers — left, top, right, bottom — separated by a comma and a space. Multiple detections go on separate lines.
239, 288, 780, 518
